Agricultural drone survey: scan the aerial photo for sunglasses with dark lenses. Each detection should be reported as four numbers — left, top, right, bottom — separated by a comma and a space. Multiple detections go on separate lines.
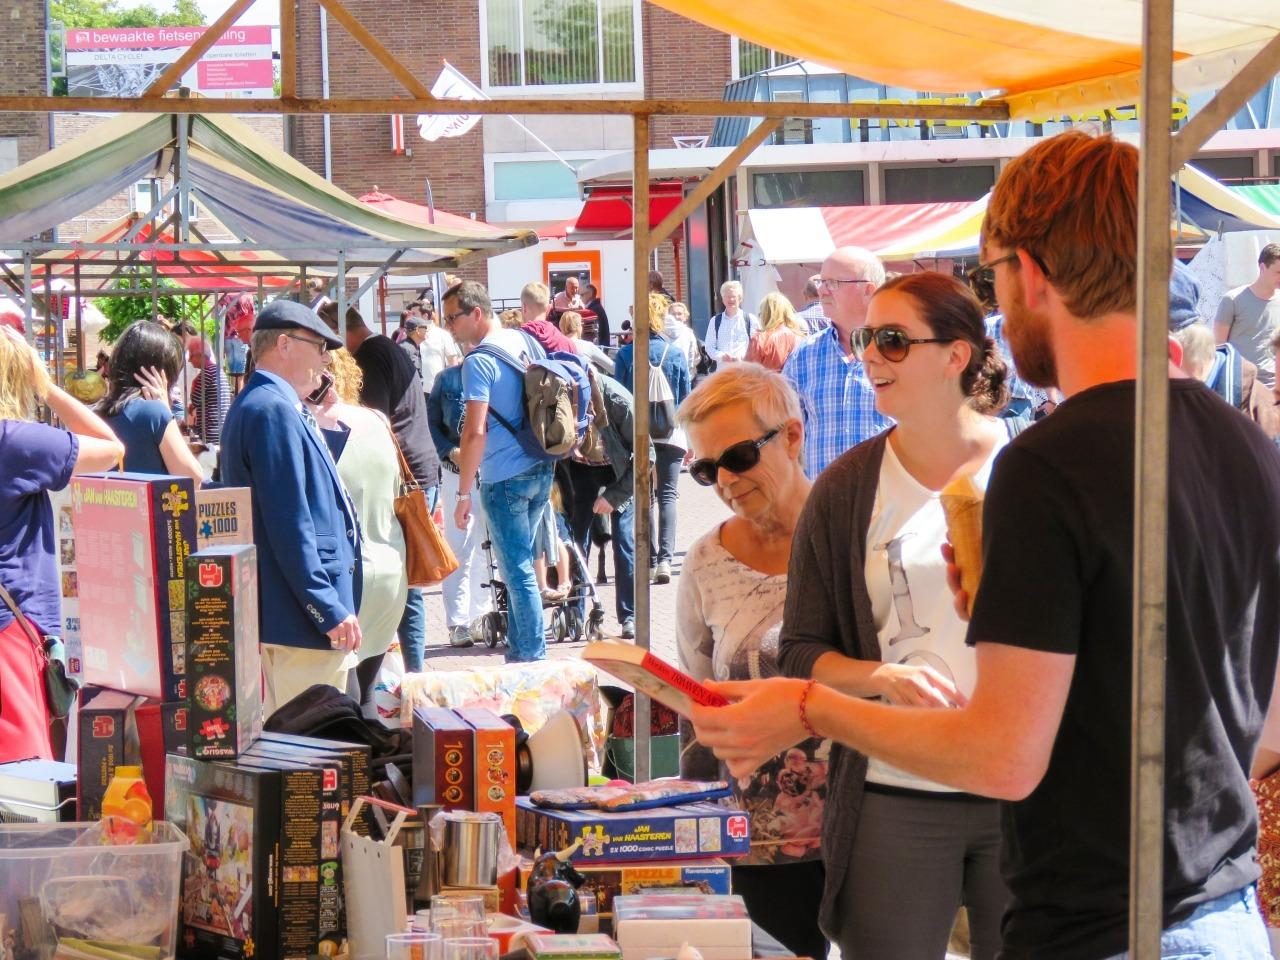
689, 428, 782, 486
850, 325, 953, 363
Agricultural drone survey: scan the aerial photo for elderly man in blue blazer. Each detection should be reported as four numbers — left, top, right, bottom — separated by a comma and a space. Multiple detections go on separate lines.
221, 299, 363, 714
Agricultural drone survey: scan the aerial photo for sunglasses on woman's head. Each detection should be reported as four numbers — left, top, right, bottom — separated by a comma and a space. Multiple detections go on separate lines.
689, 428, 782, 486
850, 325, 954, 363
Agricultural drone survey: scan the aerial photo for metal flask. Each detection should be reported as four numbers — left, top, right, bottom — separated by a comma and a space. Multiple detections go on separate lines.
440, 810, 503, 887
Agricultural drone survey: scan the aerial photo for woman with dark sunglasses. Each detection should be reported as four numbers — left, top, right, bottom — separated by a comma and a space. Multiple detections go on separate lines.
697, 272, 1016, 959
674, 363, 828, 960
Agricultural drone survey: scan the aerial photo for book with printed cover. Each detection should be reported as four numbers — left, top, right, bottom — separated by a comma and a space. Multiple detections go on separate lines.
582, 642, 728, 719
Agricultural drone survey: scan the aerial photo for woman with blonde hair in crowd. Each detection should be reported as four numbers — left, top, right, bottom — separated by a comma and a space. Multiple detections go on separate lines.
0, 327, 124, 761
676, 362, 827, 959
306, 347, 408, 705
746, 292, 809, 372
558, 310, 614, 374
614, 292, 692, 584
664, 301, 701, 373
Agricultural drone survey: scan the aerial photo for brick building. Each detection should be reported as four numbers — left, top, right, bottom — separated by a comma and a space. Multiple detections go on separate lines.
287, 0, 744, 317
0, 0, 51, 174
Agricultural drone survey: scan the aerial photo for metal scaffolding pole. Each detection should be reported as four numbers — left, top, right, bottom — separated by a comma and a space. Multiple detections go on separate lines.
1130, 0, 1174, 954
631, 113, 652, 783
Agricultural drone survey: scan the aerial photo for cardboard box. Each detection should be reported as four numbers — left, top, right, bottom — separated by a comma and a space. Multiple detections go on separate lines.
412, 707, 474, 811
166, 753, 282, 960
186, 544, 262, 759
456, 707, 517, 845
72, 473, 198, 699
612, 895, 750, 960
236, 755, 345, 958
515, 799, 750, 864
518, 858, 731, 927
252, 731, 372, 835
195, 486, 254, 550
48, 486, 83, 682
243, 742, 347, 937
76, 685, 166, 820
524, 934, 622, 960
163, 700, 190, 754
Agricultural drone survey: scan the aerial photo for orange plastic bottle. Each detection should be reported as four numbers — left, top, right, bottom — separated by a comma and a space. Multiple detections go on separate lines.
101, 765, 154, 844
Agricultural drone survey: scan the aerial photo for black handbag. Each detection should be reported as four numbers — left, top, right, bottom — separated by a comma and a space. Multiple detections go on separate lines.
0, 583, 79, 719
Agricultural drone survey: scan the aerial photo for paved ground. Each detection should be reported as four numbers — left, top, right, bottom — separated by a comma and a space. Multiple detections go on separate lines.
418, 471, 731, 670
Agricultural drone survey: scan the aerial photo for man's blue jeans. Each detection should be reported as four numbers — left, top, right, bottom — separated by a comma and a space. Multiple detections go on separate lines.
398, 485, 436, 673
480, 463, 552, 662
1101, 885, 1271, 959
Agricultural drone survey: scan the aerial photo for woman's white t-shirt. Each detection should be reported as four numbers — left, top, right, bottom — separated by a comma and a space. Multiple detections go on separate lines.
862, 431, 1007, 791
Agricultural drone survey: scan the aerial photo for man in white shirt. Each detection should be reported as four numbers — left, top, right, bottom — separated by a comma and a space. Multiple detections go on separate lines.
552, 276, 585, 313
704, 280, 755, 364
417, 303, 462, 395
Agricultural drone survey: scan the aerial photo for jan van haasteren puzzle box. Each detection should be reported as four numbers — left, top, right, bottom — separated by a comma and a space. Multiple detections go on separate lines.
72, 473, 197, 700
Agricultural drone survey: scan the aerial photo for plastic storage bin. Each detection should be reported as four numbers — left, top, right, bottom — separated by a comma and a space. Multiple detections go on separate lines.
0, 820, 189, 960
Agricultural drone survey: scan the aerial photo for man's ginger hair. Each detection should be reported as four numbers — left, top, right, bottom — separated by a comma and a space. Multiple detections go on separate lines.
983, 131, 1138, 320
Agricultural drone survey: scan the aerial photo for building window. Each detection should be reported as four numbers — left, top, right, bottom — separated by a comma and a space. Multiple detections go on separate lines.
485, 0, 639, 89
493, 159, 583, 201
134, 181, 199, 221
1191, 154, 1255, 182
0, 137, 17, 176
882, 165, 996, 204
733, 39, 797, 78
751, 169, 866, 208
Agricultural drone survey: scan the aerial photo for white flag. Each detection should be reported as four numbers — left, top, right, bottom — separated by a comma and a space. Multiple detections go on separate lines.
416, 62, 487, 142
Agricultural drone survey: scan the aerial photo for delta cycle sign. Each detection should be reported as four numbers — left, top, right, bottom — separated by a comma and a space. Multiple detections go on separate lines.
64, 25, 274, 99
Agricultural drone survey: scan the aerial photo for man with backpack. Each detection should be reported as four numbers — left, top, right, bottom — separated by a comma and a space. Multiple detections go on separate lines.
446, 279, 580, 663
705, 280, 757, 365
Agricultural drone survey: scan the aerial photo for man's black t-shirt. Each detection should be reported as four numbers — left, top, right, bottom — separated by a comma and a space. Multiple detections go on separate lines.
353, 334, 440, 485
969, 379, 1280, 960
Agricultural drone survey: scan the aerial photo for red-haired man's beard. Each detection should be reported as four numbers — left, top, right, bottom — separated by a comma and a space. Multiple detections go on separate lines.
1003, 279, 1059, 391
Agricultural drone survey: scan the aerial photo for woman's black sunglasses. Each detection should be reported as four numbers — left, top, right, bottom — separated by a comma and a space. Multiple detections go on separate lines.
689, 428, 782, 486
850, 325, 953, 363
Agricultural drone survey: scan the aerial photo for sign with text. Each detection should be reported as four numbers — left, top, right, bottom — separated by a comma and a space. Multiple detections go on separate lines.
65, 25, 274, 98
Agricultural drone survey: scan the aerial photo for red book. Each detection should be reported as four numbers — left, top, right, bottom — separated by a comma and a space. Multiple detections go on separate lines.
582, 641, 729, 718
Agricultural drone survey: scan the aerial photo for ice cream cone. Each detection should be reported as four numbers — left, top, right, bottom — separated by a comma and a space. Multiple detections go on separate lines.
940, 473, 984, 615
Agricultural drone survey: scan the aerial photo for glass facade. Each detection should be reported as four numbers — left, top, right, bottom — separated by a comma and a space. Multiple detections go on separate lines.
486, 0, 637, 88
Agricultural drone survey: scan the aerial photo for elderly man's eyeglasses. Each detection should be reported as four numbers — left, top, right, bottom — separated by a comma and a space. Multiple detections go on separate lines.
689, 428, 781, 486
283, 333, 330, 355
442, 309, 470, 325
851, 326, 953, 363
818, 277, 872, 289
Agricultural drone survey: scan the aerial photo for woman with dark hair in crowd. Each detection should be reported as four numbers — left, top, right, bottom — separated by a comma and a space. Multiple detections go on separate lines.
97, 320, 203, 485
0, 326, 124, 761
693, 272, 1015, 959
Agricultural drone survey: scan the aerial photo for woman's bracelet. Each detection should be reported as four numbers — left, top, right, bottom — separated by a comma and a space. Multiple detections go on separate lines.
798, 678, 819, 739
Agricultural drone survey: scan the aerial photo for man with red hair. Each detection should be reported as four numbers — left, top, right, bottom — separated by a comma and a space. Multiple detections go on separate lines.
692, 131, 1280, 959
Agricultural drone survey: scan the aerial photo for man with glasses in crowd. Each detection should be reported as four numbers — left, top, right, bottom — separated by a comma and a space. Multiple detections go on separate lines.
782, 247, 892, 477
444, 279, 552, 664
221, 300, 363, 713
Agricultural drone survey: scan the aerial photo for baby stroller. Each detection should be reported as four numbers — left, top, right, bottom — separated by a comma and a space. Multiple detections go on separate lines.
477, 529, 606, 648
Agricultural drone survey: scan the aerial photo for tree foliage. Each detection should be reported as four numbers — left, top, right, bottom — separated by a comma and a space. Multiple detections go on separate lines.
96, 274, 214, 345
52, 0, 205, 28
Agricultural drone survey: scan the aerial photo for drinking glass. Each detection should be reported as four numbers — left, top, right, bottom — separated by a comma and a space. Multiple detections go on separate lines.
442, 937, 499, 960
431, 918, 487, 939
386, 932, 442, 960
430, 895, 486, 922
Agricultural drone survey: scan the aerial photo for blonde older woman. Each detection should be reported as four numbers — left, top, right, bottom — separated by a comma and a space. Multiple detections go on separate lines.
307, 348, 408, 704
676, 363, 827, 960
664, 301, 701, 373
746, 292, 809, 372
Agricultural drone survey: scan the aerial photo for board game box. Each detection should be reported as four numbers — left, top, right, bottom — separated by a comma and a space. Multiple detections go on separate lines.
185, 544, 261, 759
412, 706, 474, 811
195, 486, 254, 550
72, 473, 198, 700
252, 731, 372, 835
76, 685, 165, 820
515, 798, 750, 864
456, 707, 517, 844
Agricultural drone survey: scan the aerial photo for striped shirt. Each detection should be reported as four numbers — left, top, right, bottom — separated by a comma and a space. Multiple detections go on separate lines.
191, 358, 232, 444
797, 300, 830, 334
783, 326, 892, 478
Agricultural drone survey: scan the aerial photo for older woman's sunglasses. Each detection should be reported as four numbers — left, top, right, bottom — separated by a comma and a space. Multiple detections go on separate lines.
851, 325, 953, 363
689, 428, 781, 486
